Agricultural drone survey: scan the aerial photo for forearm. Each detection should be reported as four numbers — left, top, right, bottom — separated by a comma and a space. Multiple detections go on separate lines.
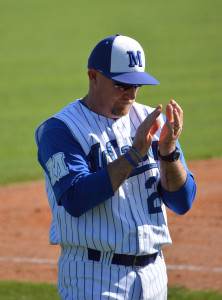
107, 149, 140, 192
159, 159, 187, 192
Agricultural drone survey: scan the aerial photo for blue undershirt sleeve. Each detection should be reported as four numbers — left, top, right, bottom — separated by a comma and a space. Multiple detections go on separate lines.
37, 118, 114, 217
158, 171, 196, 215
62, 168, 113, 217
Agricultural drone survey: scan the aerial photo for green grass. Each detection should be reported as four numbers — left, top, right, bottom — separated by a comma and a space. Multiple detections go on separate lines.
0, 281, 60, 300
0, 0, 222, 184
168, 286, 222, 300
0, 281, 221, 300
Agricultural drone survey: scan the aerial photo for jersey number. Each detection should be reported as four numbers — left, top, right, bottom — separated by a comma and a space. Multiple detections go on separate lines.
46, 152, 69, 186
145, 176, 162, 214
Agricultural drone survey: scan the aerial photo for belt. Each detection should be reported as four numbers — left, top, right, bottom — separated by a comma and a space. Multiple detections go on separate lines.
88, 248, 160, 267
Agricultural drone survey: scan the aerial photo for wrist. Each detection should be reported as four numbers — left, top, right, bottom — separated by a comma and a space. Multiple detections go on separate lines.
158, 144, 176, 156
123, 152, 139, 168
158, 147, 180, 162
128, 148, 141, 164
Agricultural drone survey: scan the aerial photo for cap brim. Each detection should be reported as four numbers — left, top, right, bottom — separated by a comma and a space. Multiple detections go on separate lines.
102, 71, 159, 85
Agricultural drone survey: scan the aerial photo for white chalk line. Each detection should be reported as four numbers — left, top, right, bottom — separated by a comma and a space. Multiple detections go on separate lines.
0, 256, 56, 265
167, 264, 222, 273
0, 256, 222, 273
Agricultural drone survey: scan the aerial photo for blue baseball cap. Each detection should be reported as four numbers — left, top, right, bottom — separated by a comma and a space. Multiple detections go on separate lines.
88, 34, 159, 85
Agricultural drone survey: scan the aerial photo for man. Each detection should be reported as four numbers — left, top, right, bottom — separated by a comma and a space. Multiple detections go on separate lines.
35, 34, 196, 300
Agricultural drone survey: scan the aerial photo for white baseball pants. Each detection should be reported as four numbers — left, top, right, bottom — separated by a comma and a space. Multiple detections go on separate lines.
58, 246, 167, 300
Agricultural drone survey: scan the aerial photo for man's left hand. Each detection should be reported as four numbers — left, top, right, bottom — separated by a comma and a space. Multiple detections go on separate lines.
158, 99, 183, 155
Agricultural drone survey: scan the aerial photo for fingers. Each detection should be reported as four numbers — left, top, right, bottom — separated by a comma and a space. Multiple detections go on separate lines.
171, 99, 183, 124
158, 100, 183, 154
135, 104, 162, 139
166, 100, 183, 132
142, 104, 162, 129
173, 108, 182, 134
132, 105, 162, 156
150, 119, 161, 137
172, 101, 183, 136
165, 103, 173, 123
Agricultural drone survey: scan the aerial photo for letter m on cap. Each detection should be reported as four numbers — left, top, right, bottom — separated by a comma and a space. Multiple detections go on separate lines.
127, 51, 143, 67
46, 152, 69, 186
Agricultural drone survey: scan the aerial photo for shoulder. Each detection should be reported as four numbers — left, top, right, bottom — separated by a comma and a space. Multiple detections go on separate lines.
35, 99, 82, 146
42, 118, 68, 132
38, 118, 72, 142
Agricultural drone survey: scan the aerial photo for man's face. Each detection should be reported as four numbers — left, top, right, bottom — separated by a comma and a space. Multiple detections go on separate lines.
89, 70, 139, 119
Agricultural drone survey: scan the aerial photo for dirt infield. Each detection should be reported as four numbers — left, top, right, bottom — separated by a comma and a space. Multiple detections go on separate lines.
0, 159, 221, 291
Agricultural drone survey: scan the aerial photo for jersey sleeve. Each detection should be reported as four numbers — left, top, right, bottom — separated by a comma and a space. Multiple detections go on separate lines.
37, 118, 114, 217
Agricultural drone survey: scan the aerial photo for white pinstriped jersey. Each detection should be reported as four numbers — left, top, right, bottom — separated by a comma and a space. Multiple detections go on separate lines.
36, 99, 172, 255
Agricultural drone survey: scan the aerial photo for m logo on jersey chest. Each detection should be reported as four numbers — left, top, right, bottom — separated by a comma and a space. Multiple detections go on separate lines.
127, 51, 143, 67
46, 152, 69, 186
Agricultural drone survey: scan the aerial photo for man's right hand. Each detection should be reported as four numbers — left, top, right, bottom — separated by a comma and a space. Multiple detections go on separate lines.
132, 105, 162, 159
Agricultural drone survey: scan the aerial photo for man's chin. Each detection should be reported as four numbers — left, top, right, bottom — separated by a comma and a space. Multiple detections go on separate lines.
112, 104, 133, 118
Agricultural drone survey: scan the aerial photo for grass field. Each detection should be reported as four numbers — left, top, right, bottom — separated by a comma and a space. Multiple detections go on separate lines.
0, 281, 222, 300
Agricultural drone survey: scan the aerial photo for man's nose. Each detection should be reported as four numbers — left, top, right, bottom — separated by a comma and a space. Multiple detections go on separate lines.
126, 86, 138, 99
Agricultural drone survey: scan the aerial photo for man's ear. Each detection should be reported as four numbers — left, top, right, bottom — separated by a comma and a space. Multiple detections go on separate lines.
88, 69, 98, 85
